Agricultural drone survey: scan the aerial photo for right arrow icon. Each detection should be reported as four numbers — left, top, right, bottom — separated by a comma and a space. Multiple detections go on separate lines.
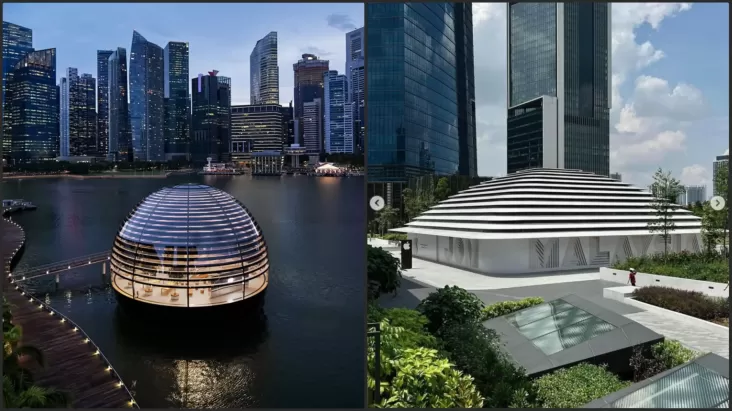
710, 196, 726, 211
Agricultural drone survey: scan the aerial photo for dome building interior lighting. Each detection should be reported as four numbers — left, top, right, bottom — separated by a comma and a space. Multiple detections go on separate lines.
110, 184, 269, 309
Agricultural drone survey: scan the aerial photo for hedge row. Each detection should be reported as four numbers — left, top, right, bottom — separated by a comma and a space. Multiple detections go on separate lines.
632, 286, 729, 322
482, 297, 544, 321
613, 250, 729, 283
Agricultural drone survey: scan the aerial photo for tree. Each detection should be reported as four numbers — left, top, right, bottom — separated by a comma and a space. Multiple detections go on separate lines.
713, 161, 729, 251
435, 177, 451, 202
647, 168, 684, 257
417, 286, 485, 336
367, 245, 402, 300
701, 202, 724, 252
375, 206, 399, 236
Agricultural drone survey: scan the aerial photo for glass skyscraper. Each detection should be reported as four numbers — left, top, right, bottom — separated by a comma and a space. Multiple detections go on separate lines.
455, 3, 477, 177
164, 41, 190, 160
2, 21, 34, 161
97, 50, 114, 157
6, 48, 58, 163
250, 32, 279, 105
108, 47, 131, 162
507, 3, 611, 176
230, 104, 284, 166
293, 53, 329, 151
366, 3, 460, 185
60, 68, 97, 157
324, 71, 353, 154
130, 30, 165, 162
191, 71, 231, 164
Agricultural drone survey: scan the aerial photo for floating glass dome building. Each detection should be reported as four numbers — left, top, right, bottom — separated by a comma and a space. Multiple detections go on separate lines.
110, 184, 269, 309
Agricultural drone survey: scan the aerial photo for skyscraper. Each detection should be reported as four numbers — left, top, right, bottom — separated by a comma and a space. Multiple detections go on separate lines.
2, 21, 34, 161
130, 30, 165, 162
191, 71, 231, 164
164, 41, 190, 160
230, 104, 284, 166
713, 153, 729, 196
250, 32, 279, 105
350, 65, 365, 154
6, 49, 58, 163
506, 3, 611, 176
455, 3, 477, 177
324, 71, 353, 154
281, 102, 295, 147
366, 3, 460, 196
108, 47, 131, 161
293, 53, 329, 150
302, 98, 322, 164
97, 50, 114, 157
60, 69, 97, 157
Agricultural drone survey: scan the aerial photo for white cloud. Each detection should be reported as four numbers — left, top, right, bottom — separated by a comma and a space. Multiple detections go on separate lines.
472, 3, 709, 188
680, 164, 710, 186
725, 149, 729, 155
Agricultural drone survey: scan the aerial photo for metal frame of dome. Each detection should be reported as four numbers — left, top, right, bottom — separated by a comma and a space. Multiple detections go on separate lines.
110, 184, 268, 308
391, 168, 704, 274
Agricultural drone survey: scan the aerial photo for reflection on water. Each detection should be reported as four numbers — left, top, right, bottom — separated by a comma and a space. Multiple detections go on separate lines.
2, 176, 366, 408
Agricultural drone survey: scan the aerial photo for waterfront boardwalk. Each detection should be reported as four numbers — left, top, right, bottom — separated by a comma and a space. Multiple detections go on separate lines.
1, 217, 135, 408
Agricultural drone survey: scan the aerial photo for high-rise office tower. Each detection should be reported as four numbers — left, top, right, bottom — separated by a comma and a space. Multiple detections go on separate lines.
713, 153, 729, 196
346, 28, 365, 155
281, 102, 295, 146
324, 71, 353, 154
293, 53, 329, 150
108, 47, 131, 161
302, 98, 322, 163
164, 41, 190, 160
685, 185, 707, 205
506, 3, 611, 176
97, 50, 114, 156
60, 69, 97, 157
6, 49, 58, 163
2, 21, 34, 161
366, 3, 463, 209
130, 31, 165, 162
455, 3, 477, 177
230, 104, 284, 165
191, 71, 231, 164
250, 32, 279, 105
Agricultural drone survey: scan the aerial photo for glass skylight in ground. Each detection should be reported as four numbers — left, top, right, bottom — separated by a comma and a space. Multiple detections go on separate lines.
505, 298, 616, 355
610, 362, 729, 408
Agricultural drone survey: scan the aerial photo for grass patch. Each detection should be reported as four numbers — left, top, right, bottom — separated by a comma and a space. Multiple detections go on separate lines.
633, 286, 729, 324
612, 251, 729, 283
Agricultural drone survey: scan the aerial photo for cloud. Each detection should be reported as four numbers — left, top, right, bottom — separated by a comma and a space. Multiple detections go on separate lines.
680, 164, 710, 186
326, 14, 357, 31
301, 46, 333, 57
725, 149, 729, 155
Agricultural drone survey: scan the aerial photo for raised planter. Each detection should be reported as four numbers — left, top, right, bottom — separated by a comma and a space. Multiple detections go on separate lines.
599, 267, 729, 298
621, 296, 729, 334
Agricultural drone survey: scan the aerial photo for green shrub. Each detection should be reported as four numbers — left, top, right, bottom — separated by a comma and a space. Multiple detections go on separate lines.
652, 340, 698, 369
367, 245, 402, 300
439, 321, 536, 408
482, 297, 544, 321
417, 286, 484, 335
380, 233, 408, 241
613, 250, 729, 283
533, 363, 630, 408
632, 286, 728, 321
377, 347, 484, 408
367, 303, 385, 323
380, 308, 438, 349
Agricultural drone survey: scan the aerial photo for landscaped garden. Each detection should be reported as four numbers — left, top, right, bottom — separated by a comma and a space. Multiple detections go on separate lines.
613, 250, 729, 283
367, 247, 705, 408
632, 286, 729, 327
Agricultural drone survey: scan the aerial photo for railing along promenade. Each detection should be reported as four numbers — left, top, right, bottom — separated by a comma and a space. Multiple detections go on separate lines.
1, 216, 139, 408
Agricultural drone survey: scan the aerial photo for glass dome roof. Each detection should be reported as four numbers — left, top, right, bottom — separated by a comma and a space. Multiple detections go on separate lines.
110, 184, 269, 307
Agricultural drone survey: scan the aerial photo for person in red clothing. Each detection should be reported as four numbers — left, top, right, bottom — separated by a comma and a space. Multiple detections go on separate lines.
629, 268, 637, 286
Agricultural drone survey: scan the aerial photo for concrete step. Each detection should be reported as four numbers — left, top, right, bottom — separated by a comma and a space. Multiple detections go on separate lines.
603, 286, 638, 302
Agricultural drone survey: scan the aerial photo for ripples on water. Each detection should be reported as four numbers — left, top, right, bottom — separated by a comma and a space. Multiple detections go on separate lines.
3, 176, 366, 408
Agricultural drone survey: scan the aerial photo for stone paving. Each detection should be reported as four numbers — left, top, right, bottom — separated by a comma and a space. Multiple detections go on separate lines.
374, 250, 730, 359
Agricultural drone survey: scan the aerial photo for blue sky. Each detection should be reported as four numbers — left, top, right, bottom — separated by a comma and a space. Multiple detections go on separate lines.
3, 3, 363, 106
473, 3, 728, 190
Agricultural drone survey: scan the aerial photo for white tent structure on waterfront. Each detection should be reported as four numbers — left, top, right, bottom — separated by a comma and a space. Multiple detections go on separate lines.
391, 168, 703, 274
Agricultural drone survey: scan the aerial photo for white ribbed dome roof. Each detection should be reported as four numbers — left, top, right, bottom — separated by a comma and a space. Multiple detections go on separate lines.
393, 169, 702, 240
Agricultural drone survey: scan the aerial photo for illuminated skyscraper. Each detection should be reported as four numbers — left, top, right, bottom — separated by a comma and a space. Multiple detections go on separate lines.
97, 50, 114, 156
191, 71, 231, 164
130, 30, 165, 161
507, 3, 611, 176
6, 48, 58, 163
302, 98, 321, 163
230, 104, 284, 166
108, 47, 131, 161
60, 69, 97, 157
293, 53, 329, 151
164, 41, 190, 160
250, 32, 279, 105
324, 71, 353, 154
2, 21, 34, 161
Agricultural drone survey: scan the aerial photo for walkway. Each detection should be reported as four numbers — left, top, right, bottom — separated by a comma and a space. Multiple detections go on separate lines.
11, 250, 109, 281
1, 218, 136, 408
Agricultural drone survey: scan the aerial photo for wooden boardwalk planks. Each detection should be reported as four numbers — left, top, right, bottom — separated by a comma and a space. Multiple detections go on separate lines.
2, 218, 135, 408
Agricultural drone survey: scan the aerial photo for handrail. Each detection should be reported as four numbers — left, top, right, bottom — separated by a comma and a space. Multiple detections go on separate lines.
3, 218, 139, 408
10, 252, 111, 280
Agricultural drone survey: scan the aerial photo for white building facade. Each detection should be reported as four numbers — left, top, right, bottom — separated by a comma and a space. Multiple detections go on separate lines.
393, 169, 703, 275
